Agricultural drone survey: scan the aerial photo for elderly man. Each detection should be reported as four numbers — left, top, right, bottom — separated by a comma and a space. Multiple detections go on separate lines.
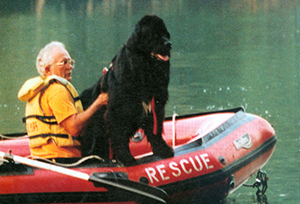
18, 41, 108, 159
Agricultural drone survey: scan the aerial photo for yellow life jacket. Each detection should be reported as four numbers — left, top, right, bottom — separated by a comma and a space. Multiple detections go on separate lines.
18, 75, 83, 148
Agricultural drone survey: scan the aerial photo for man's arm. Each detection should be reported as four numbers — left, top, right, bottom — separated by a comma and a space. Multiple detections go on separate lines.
60, 93, 108, 136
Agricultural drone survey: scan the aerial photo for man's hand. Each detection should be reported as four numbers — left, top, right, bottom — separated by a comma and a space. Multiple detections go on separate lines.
96, 92, 108, 106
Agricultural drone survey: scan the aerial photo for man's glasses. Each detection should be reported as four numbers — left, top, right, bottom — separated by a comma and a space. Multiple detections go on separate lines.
55, 59, 75, 67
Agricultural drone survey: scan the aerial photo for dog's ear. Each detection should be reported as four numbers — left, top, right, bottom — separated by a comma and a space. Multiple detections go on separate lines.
127, 23, 146, 53
127, 16, 158, 53
126, 30, 138, 51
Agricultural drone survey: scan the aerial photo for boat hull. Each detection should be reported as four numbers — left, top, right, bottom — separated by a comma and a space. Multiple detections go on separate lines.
0, 108, 276, 203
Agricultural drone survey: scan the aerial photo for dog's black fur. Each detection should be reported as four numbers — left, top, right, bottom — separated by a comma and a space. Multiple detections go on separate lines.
80, 15, 173, 166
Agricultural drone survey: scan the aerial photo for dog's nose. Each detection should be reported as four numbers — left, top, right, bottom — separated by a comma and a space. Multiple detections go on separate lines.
163, 37, 172, 46
167, 42, 172, 50
164, 41, 172, 50
165, 41, 172, 47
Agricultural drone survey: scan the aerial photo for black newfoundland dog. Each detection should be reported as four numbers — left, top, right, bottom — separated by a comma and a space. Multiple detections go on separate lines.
80, 15, 174, 166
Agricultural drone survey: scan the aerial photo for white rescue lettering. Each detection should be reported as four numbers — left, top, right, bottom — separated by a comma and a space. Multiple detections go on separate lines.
180, 159, 192, 174
201, 153, 214, 169
190, 156, 203, 171
156, 164, 170, 181
145, 153, 214, 184
169, 162, 181, 177
145, 167, 159, 183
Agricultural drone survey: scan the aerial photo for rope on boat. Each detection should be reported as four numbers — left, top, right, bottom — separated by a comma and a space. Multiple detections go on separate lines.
29, 155, 105, 168
243, 170, 268, 202
0, 133, 105, 167
0, 133, 28, 139
172, 113, 178, 148
0, 158, 9, 165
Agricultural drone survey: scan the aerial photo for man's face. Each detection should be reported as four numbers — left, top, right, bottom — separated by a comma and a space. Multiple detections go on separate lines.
47, 47, 74, 81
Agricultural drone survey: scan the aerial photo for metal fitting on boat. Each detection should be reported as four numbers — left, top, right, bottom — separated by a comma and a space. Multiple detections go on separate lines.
139, 176, 149, 184
226, 174, 235, 193
218, 156, 226, 165
131, 132, 144, 142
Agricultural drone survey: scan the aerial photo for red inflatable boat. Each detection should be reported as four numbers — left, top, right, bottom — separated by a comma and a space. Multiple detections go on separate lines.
0, 107, 276, 204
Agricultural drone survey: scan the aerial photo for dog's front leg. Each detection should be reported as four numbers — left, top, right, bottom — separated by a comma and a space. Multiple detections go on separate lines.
145, 108, 174, 159
110, 134, 136, 166
107, 114, 137, 166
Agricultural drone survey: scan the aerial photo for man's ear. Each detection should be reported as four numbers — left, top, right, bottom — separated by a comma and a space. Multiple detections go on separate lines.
45, 65, 51, 75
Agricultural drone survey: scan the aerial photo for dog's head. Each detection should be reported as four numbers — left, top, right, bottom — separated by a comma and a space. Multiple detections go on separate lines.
127, 15, 172, 62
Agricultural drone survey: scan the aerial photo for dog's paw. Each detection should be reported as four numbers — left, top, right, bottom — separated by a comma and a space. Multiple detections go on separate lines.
152, 143, 174, 159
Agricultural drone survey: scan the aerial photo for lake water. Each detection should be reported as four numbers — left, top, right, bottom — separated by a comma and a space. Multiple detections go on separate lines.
0, 0, 299, 203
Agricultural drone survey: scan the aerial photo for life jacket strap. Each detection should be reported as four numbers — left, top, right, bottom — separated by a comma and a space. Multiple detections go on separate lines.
22, 115, 57, 125
74, 96, 80, 102
29, 133, 80, 141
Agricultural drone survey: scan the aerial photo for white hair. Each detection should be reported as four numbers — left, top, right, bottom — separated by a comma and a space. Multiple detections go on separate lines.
36, 41, 66, 76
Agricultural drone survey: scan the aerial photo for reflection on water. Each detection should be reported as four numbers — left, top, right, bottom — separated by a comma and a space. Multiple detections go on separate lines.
0, 0, 299, 203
